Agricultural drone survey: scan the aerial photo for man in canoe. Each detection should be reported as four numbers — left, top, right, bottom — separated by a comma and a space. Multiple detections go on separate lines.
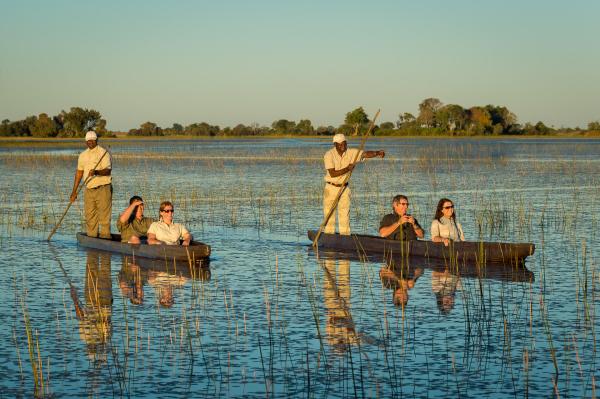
117, 196, 154, 243
323, 133, 385, 235
379, 195, 424, 240
69, 131, 113, 239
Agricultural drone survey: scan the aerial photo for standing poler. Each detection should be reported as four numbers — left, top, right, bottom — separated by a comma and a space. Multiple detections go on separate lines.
69, 131, 113, 239
323, 133, 385, 235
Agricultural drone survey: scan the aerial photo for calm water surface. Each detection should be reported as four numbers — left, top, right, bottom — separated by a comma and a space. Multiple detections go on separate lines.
0, 137, 599, 398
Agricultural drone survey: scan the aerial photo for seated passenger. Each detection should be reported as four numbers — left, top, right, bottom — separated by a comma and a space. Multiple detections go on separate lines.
379, 195, 424, 240
147, 201, 192, 246
116, 196, 154, 244
430, 198, 465, 246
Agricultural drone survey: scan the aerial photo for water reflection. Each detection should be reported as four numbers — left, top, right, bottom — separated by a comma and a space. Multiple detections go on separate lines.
322, 259, 358, 352
119, 256, 211, 307
79, 250, 113, 360
379, 264, 423, 308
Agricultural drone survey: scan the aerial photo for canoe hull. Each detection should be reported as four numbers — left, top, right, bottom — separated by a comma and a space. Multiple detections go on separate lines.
308, 230, 534, 264
77, 233, 211, 261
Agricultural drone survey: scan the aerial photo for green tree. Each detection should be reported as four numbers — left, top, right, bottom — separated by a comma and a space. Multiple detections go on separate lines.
344, 107, 370, 126
30, 113, 59, 137
296, 119, 314, 135
587, 121, 600, 131
417, 98, 443, 128
396, 112, 416, 128
60, 107, 103, 136
271, 119, 296, 134
436, 104, 467, 133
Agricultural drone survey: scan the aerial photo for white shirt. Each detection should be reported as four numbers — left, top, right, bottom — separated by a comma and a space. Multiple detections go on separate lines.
77, 145, 112, 188
147, 220, 190, 245
430, 217, 465, 241
323, 147, 363, 185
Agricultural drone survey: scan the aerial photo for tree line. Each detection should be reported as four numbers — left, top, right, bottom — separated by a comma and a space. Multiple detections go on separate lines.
2, 100, 599, 138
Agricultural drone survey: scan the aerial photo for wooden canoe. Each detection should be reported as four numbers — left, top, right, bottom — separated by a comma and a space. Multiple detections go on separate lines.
77, 232, 211, 262
308, 230, 535, 265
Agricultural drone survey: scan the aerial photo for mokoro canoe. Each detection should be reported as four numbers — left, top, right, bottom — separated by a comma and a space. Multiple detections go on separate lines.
77, 233, 211, 261
308, 230, 535, 264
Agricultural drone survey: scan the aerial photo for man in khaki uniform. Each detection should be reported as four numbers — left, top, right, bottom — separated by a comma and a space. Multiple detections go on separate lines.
70, 131, 112, 238
323, 134, 384, 235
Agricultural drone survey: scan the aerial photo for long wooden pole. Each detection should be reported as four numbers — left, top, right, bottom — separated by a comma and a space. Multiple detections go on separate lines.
312, 110, 380, 247
47, 148, 109, 241
49, 245, 85, 319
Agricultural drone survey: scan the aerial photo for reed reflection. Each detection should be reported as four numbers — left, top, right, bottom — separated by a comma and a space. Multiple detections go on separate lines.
79, 250, 113, 360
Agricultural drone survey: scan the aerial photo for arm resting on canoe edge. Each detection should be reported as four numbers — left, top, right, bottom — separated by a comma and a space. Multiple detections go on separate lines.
181, 232, 192, 246
380, 220, 402, 238
147, 232, 163, 245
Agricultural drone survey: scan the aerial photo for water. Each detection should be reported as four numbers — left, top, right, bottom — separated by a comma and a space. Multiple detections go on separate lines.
0, 137, 599, 397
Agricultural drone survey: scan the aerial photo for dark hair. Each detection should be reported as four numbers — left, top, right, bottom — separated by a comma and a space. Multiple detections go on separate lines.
129, 195, 143, 205
128, 196, 144, 223
434, 198, 456, 222
392, 194, 408, 207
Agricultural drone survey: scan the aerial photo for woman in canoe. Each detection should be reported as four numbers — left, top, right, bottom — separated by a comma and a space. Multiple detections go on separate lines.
147, 201, 192, 246
430, 198, 465, 246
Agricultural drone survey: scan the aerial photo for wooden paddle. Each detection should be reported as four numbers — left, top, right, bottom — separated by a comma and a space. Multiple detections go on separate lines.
312, 110, 381, 247
47, 148, 110, 241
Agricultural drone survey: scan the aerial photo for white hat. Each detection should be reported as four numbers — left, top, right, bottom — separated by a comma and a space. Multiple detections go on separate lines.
85, 131, 97, 141
332, 133, 346, 143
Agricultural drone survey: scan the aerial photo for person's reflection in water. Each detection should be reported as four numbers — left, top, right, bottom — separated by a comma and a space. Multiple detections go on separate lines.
431, 268, 461, 315
118, 257, 145, 305
379, 262, 423, 308
79, 251, 113, 361
323, 259, 358, 352
147, 269, 189, 308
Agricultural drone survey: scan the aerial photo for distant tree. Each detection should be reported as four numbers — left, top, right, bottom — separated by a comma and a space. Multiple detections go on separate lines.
60, 107, 103, 136
380, 122, 395, 130
271, 119, 296, 134
296, 119, 314, 135
30, 113, 59, 137
436, 104, 467, 133
232, 124, 252, 136
186, 122, 219, 136
316, 126, 336, 136
534, 121, 551, 135
345, 107, 370, 126
467, 106, 492, 134
172, 123, 184, 133
396, 112, 416, 128
417, 98, 443, 128
588, 121, 600, 131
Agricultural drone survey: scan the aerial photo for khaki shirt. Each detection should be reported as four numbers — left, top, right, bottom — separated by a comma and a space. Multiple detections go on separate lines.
77, 145, 112, 188
116, 217, 154, 243
323, 147, 363, 185
147, 221, 190, 245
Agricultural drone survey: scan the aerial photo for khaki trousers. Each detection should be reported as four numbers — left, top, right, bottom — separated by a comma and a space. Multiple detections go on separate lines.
323, 184, 351, 235
84, 184, 112, 238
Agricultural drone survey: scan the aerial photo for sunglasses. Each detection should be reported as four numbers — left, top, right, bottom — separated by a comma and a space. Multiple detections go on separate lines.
443, 205, 454, 209
161, 209, 174, 213
398, 202, 409, 206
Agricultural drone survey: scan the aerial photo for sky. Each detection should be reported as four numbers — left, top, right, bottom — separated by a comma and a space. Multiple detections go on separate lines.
1, 0, 599, 131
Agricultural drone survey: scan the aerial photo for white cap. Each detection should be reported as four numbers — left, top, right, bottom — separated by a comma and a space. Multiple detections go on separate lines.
85, 131, 97, 141
332, 133, 346, 143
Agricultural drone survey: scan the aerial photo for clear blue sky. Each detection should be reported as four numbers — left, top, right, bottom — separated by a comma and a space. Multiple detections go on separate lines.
1, 0, 599, 130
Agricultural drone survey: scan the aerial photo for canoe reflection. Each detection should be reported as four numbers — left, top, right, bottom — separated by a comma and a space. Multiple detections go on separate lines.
79, 250, 113, 360
119, 256, 211, 308
311, 248, 534, 284
379, 265, 423, 308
